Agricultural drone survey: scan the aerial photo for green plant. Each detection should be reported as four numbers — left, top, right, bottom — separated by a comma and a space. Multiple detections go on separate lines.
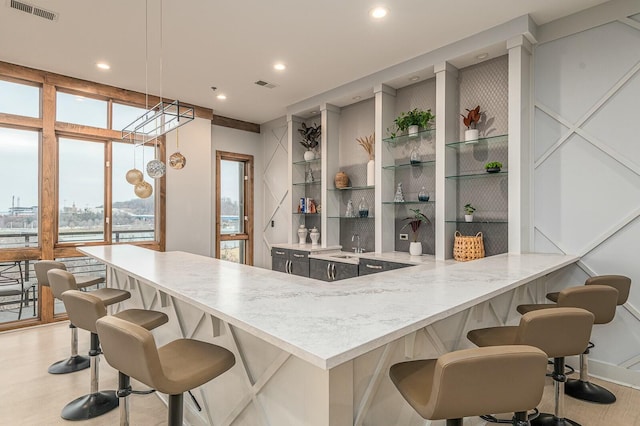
298, 122, 321, 150
464, 203, 476, 215
393, 108, 435, 133
461, 106, 482, 129
485, 161, 502, 169
401, 208, 431, 242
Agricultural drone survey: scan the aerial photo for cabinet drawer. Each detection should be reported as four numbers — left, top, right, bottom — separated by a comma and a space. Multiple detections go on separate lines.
271, 248, 289, 259
358, 259, 411, 276
289, 250, 309, 261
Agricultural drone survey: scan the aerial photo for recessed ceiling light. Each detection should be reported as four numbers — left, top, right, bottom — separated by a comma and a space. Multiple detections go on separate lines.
370, 7, 388, 19
353, 96, 362, 100
274, 63, 286, 71
476, 53, 489, 60
96, 62, 110, 70
409, 76, 420, 82
310, 111, 318, 115
217, 94, 227, 100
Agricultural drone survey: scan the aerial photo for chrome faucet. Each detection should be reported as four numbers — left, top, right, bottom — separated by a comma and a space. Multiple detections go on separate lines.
352, 233, 364, 253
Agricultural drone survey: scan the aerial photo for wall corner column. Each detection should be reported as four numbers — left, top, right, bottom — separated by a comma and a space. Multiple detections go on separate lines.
320, 103, 341, 248
374, 84, 396, 253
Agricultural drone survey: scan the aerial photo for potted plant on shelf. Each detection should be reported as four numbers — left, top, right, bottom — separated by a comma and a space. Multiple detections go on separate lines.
464, 203, 476, 222
485, 161, 502, 173
298, 122, 321, 161
401, 208, 431, 256
393, 108, 435, 138
461, 105, 482, 142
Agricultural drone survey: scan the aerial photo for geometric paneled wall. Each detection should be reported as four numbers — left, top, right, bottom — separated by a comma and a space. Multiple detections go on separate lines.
261, 118, 289, 267
534, 14, 640, 384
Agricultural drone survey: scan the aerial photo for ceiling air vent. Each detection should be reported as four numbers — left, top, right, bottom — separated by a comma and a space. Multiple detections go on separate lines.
9, 0, 58, 21
254, 80, 277, 89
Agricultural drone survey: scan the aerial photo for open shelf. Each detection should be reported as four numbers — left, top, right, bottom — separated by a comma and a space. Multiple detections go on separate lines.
382, 201, 434, 205
445, 171, 508, 179
445, 133, 508, 148
328, 185, 374, 191
292, 158, 321, 166
327, 215, 375, 219
382, 160, 436, 170
382, 128, 435, 146
445, 220, 508, 224
292, 180, 322, 186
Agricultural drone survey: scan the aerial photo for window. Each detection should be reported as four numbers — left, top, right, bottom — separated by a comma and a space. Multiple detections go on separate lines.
0, 79, 40, 118
0, 128, 39, 248
58, 138, 105, 242
216, 151, 253, 264
112, 103, 149, 132
112, 142, 155, 242
56, 92, 107, 128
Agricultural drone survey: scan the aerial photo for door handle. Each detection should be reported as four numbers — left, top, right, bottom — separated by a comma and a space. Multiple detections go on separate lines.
286, 260, 292, 274
275, 250, 285, 255
365, 264, 383, 270
292, 253, 304, 258
331, 264, 336, 280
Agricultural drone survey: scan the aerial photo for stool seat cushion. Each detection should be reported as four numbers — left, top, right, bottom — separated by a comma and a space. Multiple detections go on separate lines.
75, 275, 105, 289
113, 309, 168, 332
90, 288, 131, 306
467, 326, 518, 347
389, 346, 547, 420
546, 292, 559, 303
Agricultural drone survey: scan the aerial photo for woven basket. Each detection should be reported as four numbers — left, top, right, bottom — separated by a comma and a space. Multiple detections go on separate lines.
453, 231, 485, 262
334, 171, 349, 189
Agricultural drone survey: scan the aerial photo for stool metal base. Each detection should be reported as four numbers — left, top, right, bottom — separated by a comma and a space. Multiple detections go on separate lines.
48, 355, 91, 374
61, 390, 118, 421
565, 379, 616, 404
531, 413, 580, 426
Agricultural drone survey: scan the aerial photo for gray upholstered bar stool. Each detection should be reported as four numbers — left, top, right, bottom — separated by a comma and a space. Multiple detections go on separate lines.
34, 260, 109, 374
389, 345, 548, 426
467, 307, 595, 426
520, 284, 621, 404
61, 290, 168, 422
96, 315, 236, 426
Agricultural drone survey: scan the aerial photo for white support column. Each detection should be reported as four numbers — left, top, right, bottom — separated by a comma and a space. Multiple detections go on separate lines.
435, 62, 459, 260
374, 84, 396, 253
507, 35, 534, 253
287, 114, 303, 245
321, 103, 341, 248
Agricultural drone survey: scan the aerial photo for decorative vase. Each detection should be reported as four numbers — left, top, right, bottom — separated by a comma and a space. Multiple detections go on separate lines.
345, 200, 355, 217
298, 224, 308, 245
358, 197, 369, 218
304, 150, 315, 161
367, 159, 375, 186
418, 187, 429, 202
393, 183, 405, 202
310, 227, 320, 246
464, 129, 479, 143
408, 125, 419, 138
335, 171, 349, 188
465, 214, 474, 222
410, 147, 420, 165
409, 242, 422, 256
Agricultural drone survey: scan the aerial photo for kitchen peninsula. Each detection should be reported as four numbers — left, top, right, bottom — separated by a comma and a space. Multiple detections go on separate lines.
80, 245, 577, 426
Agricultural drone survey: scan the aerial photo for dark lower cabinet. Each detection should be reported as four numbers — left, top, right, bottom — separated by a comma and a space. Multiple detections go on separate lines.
309, 259, 358, 282
271, 248, 310, 277
358, 259, 411, 276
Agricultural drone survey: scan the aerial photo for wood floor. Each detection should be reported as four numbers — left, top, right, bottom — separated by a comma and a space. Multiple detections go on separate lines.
1, 322, 639, 425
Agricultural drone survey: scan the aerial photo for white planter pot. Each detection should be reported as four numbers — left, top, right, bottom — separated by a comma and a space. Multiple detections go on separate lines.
366, 159, 375, 186
464, 129, 479, 143
408, 125, 419, 138
465, 214, 474, 222
303, 150, 316, 161
409, 242, 422, 256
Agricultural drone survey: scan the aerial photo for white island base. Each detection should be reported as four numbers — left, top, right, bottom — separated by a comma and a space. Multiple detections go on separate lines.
81, 246, 577, 426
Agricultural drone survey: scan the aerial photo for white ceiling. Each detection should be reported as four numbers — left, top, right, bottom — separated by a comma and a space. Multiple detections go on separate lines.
0, 0, 610, 125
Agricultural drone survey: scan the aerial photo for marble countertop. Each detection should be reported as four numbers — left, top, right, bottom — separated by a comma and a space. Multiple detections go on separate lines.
309, 251, 447, 265
80, 245, 578, 370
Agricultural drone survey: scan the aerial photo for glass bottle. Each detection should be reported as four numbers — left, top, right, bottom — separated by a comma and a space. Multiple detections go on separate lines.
410, 147, 420, 165
358, 197, 369, 218
345, 199, 355, 217
418, 187, 429, 202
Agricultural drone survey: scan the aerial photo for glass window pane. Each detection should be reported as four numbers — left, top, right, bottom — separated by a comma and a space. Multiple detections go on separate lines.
112, 142, 155, 242
56, 92, 107, 128
0, 260, 37, 323
220, 240, 244, 263
112, 103, 149, 132
0, 128, 39, 248
220, 160, 245, 234
0, 80, 40, 118
58, 138, 105, 242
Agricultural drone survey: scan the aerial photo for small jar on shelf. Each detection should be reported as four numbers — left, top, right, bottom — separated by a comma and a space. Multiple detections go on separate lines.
358, 197, 369, 218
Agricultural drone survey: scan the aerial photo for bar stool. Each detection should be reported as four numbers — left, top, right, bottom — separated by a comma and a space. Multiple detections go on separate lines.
34, 260, 109, 374
467, 308, 594, 426
520, 284, 621, 404
60, 289, 169, 421
96, 315, 236, 426
389, 345, 548, 426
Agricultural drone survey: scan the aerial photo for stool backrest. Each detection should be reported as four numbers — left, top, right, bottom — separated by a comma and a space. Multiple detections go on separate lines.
96, 315, 163, 391
427, 345, 547, 420
517, 307, 594, 358
558, 285, 618, 324
585, 275, 631, 305
47, 269, 78, 300
34, 260, 66, 287
62, 290, 107, 333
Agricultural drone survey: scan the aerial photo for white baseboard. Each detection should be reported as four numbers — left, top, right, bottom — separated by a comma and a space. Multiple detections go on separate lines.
588, 359, 640, 390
